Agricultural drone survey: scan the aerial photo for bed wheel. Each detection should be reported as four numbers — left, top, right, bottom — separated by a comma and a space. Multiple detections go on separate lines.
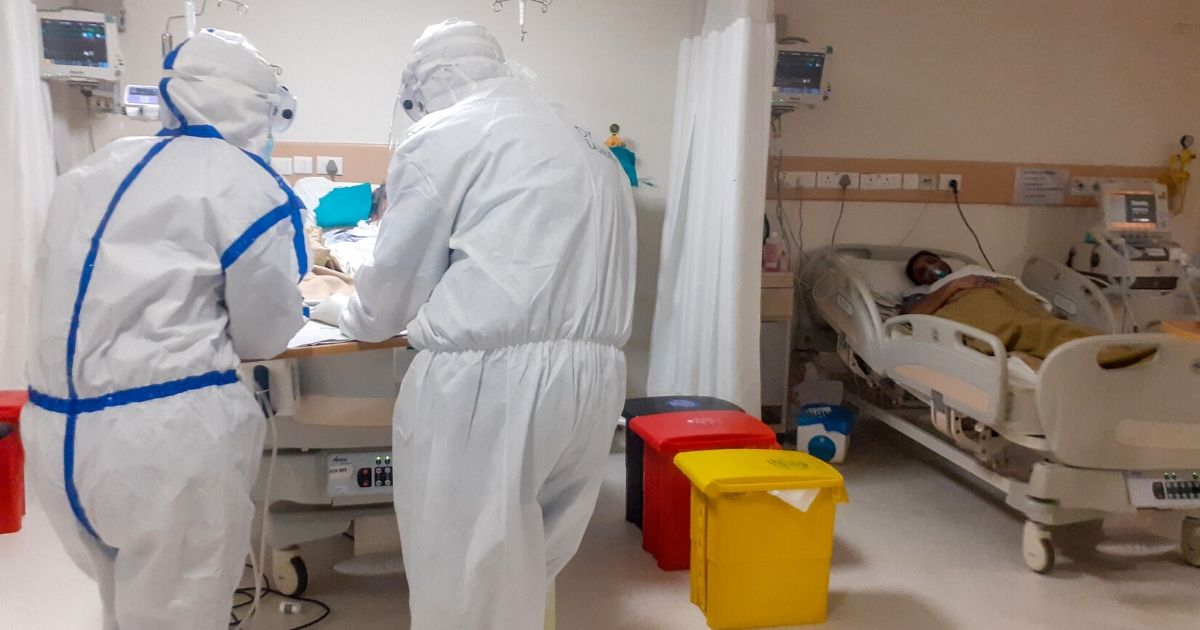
273, 546, 309, 596
1182, 517, 1200, 568
1023, 521, 1055, 574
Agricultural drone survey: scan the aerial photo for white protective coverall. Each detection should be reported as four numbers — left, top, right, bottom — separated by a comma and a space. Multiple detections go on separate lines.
23, 29, 307, 630
336, 19, 636, 630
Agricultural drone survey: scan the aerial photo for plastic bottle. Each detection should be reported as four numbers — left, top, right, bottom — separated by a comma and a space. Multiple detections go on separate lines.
763, 232, 786, 272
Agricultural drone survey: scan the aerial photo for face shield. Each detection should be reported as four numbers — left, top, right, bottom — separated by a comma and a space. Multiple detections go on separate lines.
270, 85, 297, 134
388, 20, 511, 150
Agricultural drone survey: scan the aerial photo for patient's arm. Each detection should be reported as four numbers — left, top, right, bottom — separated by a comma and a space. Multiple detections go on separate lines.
903, 276, 997, 315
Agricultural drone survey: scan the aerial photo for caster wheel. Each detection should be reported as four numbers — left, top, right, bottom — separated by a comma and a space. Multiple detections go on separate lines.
1023, 521, 1055, 574
1182, 517, 1200, 568
272, 547, 309, 596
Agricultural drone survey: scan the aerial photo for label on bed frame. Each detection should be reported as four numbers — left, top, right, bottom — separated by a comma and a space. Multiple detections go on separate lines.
1051, 294, 1077, 316
837, 293, 854, 317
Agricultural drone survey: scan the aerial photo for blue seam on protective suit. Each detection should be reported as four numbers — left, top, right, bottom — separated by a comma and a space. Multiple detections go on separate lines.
157, 124, 224, 139
61, 137, 176, 541
28, 371, 238, 415
162, 39, 187, 70
158, 77, 187, 128
238, 149, 308, 280
220, 202, 294, 269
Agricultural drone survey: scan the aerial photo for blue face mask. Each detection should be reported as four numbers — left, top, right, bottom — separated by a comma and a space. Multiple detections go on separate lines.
930, 267, 950, 281
261, 135, 275, 161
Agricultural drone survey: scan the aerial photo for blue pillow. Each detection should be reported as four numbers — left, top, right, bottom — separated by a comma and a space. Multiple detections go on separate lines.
314, 183, 373, 228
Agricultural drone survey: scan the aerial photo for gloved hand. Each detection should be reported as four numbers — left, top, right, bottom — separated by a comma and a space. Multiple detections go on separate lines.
309, 293, 350, 326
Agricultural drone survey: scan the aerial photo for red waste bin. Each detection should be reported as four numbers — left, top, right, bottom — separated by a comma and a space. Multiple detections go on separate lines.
0, 390, 29, 534
629, 410, 779, 570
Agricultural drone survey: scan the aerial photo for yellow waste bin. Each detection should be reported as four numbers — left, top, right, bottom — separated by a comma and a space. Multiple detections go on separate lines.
674, 449, 847, 629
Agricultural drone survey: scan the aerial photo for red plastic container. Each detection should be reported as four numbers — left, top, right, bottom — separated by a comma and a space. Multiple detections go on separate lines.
629, 410, 779, 570
0, 391, 29, 534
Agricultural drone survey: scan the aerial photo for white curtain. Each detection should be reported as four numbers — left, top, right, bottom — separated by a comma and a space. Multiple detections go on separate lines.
646, 2, 775, 411
0, 1, 57, 389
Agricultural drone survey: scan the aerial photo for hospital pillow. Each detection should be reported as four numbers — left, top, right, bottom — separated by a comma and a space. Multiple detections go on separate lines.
314, 183, 373, 229
841, 257, 913, 303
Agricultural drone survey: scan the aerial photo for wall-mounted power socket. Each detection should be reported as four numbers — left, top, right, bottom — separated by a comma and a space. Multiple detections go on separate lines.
317, 155, 344, 176
918, 174, 938, 190
817, 171, 860, 189
861, 173, 903, 190
780, 171, 817, 188
938, 173, 963, 191
1070, 176, 1102, 196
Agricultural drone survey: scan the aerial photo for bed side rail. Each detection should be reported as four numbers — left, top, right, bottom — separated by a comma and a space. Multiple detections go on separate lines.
1038, 334, 1200, 470
881, 315, 1009, 423
1021, 257, 1119, 333
807, 256, 887, 371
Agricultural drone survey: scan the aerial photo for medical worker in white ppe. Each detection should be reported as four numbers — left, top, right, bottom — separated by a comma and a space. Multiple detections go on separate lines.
23, 29, 306, 630
314, 19, 635, 630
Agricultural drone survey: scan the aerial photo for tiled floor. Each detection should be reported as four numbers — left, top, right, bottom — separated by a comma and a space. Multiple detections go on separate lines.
4, 421, 1198, 629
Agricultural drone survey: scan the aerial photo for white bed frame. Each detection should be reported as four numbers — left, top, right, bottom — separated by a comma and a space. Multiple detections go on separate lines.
242, 348, 405, 595
801, 244, 1200, 573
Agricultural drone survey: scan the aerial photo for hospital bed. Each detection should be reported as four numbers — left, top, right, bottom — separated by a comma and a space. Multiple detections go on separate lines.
241, 339, 408, 595
233, 176, 402, 596
799, 244, 1200, 573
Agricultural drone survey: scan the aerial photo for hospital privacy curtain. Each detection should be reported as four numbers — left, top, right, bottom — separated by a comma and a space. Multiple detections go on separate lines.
647, 2, 775, 411
0, 1, 56, 388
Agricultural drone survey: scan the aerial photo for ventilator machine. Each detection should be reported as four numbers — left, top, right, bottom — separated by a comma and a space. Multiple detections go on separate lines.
1071, 182, 1200, 329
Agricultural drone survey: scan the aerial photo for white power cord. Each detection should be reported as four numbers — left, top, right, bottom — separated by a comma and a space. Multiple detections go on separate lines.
238, 384, 280, 629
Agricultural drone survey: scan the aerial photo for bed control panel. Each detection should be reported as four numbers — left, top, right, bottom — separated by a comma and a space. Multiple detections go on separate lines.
1126, 471, 1200, 508
328, 451, 394, 498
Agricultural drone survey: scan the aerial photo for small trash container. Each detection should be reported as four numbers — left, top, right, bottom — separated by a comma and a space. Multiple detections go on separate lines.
629, 410, 777, 570
0, 391, 30, 535
795, 404, 854, 463
622, 396, 743, 528
675, 449, 847, 629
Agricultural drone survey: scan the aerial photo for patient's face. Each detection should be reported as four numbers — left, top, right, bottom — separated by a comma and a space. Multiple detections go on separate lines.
911, 254, 952, 285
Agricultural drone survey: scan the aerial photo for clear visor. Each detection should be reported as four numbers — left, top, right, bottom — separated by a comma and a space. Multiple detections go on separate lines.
388, 82, 422, 151
271, 85, 297, 133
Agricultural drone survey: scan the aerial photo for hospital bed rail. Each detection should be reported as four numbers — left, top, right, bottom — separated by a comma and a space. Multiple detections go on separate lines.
800, 244, 976, 376
880, 314, 1009, 425
1038, 333, 1200, 470
1020, 256, 1119, 334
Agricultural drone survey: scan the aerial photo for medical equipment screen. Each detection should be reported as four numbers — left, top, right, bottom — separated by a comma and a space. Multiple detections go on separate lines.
125, 85, 159, 106
41, 19, 108, 68
1124, 193, 1157, 224
775, 50, 824, 95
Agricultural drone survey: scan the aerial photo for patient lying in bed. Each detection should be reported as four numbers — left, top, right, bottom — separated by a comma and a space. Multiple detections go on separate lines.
900, 251, 1151, 368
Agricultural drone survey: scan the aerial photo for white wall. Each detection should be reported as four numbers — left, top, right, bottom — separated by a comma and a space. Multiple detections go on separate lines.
83, 0, 698, 395
774, 0, 1200, 273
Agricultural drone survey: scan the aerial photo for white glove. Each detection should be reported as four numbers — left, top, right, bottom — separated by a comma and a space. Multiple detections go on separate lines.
309, 293, 351, 326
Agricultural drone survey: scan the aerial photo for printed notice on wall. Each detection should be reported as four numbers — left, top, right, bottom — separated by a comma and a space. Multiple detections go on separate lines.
1013, 168, 1070, 206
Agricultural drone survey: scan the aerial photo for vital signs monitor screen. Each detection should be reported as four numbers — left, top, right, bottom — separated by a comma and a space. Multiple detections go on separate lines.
41, 19, 109, 68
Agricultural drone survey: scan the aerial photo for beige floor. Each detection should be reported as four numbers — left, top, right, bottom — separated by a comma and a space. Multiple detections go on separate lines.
3, 421, 1198, 629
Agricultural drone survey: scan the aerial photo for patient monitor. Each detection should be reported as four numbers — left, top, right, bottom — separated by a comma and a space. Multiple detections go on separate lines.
1072, 182, 1199, 327
38, 9, 123, 85
772, 44, 831, 107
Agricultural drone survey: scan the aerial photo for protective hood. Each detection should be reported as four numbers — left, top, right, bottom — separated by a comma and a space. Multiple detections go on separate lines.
159, 29, 280, 154
399, 19, 512, 122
